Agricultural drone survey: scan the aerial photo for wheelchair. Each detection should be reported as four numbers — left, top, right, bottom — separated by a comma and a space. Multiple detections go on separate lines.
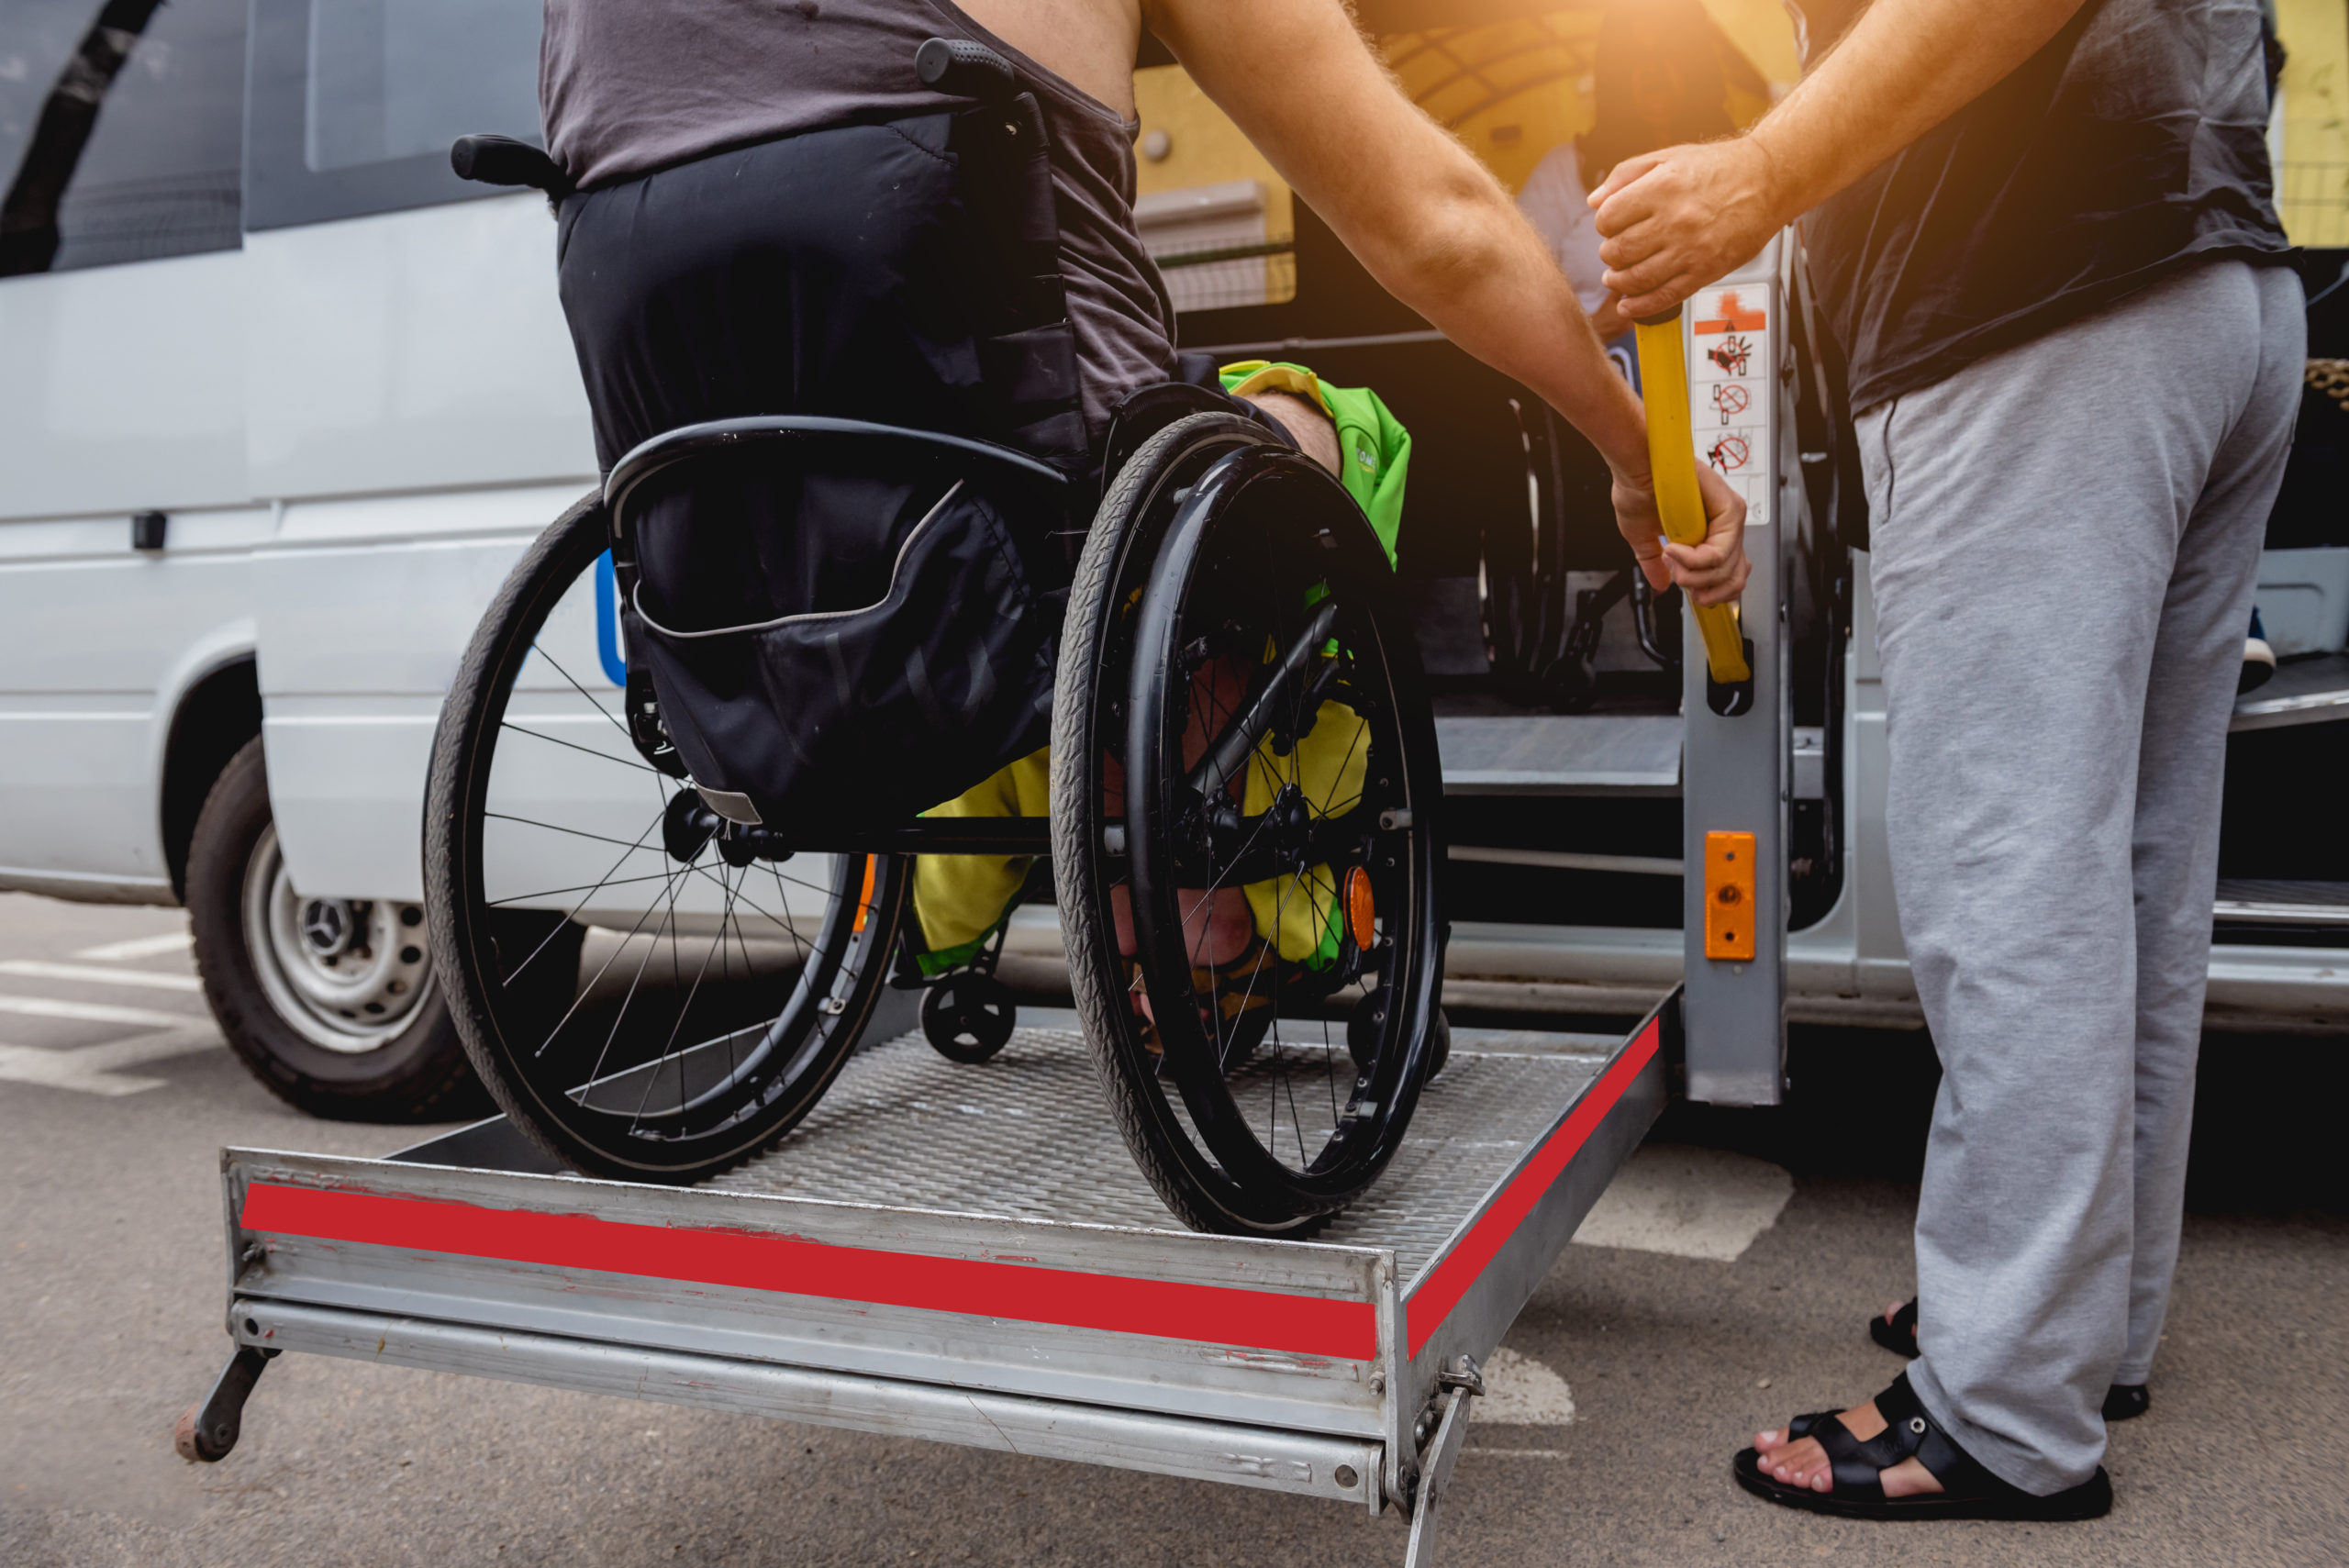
422, 48, 1446, 1237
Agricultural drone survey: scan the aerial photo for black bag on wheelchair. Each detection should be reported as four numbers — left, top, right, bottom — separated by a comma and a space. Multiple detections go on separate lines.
557, 98, 1087, 831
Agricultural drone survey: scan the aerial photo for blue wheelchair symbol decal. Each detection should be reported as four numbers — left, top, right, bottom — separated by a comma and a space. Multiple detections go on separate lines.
595, 551, 627, 687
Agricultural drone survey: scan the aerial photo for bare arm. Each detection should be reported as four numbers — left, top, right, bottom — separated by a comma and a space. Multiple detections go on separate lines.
1590, 0, 2093, 318
1148, 0, 1746, 603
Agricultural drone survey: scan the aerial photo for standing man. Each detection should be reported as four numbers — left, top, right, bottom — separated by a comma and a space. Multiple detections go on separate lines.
1592, 0, 2299, 1521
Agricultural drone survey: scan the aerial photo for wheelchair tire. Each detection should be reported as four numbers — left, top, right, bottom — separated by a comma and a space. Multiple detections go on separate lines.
1053, 414, 1448, 1235
425, 492, 909, 1183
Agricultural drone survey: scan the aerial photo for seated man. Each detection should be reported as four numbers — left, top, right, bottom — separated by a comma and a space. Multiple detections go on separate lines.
541, 0, 1747, 987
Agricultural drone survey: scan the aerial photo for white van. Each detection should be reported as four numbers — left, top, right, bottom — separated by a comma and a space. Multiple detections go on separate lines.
2, 1, 2342, 1121
0, 0, 591, 1116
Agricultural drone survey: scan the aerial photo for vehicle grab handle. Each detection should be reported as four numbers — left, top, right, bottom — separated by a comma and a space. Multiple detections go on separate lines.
1633, 306, 1751, 686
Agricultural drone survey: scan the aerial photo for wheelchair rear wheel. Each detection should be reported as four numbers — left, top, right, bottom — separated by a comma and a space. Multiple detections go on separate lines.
425, 494, 909, 1182
1054, 414, 1446, 1235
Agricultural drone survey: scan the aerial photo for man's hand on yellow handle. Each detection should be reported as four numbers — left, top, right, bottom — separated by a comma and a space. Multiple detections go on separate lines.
1589, 139, 1787, 322
1609, 461, 1751, 608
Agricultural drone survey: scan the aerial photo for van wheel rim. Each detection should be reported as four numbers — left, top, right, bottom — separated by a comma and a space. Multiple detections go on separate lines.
241, 825, 432, 1052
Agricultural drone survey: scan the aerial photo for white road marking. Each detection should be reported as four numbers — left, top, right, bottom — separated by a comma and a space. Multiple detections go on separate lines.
0, 961, 202, 992
72, 930, 193, 962
1571, 1144, 1794, 1262
0, 1028, 222, 1095
1475, 1346, 1576, 1425
0, 994, 201, 1029
1464, 1447, 1569, 1458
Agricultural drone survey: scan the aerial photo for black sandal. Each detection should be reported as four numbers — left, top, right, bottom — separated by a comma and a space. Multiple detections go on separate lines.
1871, 1298, 2151, 1422
1733, 1373, 2112, 1521
1870, 1297, 1922, 1358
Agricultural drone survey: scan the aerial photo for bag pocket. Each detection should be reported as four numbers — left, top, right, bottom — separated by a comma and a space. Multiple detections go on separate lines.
632, 477, 1061, 830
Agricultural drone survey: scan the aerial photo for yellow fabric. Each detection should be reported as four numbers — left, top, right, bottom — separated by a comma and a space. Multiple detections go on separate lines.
1241, 700, 1370, 965
1218, 360, 1335, 417
912, 700, 1365, 971
913, 748, 1052, 964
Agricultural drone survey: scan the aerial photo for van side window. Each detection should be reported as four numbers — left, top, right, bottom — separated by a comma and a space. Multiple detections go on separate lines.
0, 0, 247, 277
247, 0, 544, 232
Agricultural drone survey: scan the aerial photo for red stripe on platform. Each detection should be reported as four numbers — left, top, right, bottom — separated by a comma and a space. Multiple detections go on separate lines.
238, 1182, 1375, 1361
1403, 1019, 1660, 1358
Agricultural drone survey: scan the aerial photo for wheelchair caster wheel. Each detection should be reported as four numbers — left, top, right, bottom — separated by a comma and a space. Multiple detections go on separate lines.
922, 975, 1016, 1063
1349, 997, 1448, 1079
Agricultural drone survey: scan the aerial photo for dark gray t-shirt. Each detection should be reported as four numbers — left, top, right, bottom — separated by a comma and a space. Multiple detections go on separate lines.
540, 0, 1175, 440
1798, 0, 2291, 413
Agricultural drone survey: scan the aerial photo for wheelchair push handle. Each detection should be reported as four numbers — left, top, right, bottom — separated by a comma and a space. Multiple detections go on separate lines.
916, 37, 1020, 104
1632, 305, 1752, 687
449, 134, 573, 199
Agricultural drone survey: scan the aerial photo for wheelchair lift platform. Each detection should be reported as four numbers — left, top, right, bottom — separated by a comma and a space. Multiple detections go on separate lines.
189, 996, 1674, 1564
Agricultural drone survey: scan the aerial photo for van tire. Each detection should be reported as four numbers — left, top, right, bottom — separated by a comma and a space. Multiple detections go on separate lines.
186, 739, 488, 1122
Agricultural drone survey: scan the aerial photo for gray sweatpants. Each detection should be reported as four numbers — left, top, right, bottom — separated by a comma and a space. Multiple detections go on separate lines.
1855, 258, 2304, 1495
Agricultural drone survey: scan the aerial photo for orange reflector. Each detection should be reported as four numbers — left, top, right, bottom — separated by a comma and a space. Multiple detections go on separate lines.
1344, 866, 1375, 949
852, 855, 878, 933
1703, 831, 1755, 961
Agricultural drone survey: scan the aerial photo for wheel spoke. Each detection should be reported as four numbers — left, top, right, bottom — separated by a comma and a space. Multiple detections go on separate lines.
768, 862, 816, 968
629, 857, 745, 1130
486, 866, 691, 907
485, 812, 663, 853
499, 719, 662, 773
529, 851, 702, 1059
526, 642, 636, 746
574, 865, 686, 1097
503, 804, 676, 986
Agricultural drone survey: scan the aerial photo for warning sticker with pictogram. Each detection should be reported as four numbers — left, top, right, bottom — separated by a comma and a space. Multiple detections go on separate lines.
1685, 282, 1773, 529
1699, 335, 1753, 379
1695, 290, 1767, 334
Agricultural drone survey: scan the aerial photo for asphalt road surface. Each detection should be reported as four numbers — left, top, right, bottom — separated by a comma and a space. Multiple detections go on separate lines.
4, 889, 2344, 1566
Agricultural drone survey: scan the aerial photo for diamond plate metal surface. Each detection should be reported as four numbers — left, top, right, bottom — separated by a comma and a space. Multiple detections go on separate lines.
711, 1027, 1607, 1284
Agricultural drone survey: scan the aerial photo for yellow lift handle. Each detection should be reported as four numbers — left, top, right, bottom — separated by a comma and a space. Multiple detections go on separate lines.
1633, 306, 1751, 686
